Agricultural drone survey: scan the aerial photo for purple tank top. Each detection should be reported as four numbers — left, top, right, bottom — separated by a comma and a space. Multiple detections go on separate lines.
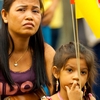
0, 67, 35, 99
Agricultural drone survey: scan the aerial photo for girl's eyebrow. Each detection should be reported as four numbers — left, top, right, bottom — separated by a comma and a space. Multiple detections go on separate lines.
65, 64, 88, 70
80, 65, 88, 69
65, 64, 74, 68
81, 67, 88, 70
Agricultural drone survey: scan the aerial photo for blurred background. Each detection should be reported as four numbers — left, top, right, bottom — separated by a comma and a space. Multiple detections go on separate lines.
0, 0, 100, 99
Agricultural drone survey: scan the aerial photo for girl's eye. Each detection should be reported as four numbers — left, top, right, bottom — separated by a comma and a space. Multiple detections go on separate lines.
66, 68, 73, 73
81, 71, 87, 75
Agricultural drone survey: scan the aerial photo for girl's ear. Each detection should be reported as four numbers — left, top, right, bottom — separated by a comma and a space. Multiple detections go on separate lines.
1, 9, 8, 23
52, 66, 59, 79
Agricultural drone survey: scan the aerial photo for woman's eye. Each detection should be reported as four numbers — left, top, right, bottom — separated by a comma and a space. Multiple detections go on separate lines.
33, 9, 40, 13
17, 8, 25, 11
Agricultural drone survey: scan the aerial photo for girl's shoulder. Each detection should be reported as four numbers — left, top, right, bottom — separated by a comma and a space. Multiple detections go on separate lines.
41, 96, 52, 100
46, 96, 52, 100
41, 93, 58, 100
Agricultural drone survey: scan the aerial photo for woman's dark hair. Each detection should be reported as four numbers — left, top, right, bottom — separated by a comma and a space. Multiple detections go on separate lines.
0, 0, 49, 90
52, 42, 98, 99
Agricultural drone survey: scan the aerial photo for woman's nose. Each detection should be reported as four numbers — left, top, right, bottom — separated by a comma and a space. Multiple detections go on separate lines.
25, 11, 33, 21
25, 16, 33, 21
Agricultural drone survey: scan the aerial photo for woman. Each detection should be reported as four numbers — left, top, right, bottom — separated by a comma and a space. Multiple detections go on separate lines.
0, 0, 55, 99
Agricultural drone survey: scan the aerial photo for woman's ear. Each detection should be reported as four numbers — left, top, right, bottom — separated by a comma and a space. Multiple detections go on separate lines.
1, 9, 8, 23
52, 66, 59, 79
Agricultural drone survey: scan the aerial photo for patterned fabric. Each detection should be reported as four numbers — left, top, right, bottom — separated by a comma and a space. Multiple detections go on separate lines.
0, 67, 35, 99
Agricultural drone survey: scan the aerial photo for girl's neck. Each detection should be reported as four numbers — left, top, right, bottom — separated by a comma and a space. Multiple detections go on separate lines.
57, 92, 63, 100
57, 91, 68, 100
57, 92, 84, 100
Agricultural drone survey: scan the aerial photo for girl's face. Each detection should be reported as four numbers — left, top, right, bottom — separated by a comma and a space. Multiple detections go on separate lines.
2, 0, 41, 37
58, 58, 88, 91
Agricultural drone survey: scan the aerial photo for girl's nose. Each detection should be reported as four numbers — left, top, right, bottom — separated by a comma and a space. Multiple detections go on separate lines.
72, 72, 79, 81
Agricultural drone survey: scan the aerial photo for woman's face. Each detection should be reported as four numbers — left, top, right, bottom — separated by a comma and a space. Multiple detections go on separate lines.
2, 0, 41, 37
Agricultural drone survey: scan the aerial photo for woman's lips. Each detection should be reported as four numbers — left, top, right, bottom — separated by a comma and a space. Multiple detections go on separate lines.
23, 22, 34, 28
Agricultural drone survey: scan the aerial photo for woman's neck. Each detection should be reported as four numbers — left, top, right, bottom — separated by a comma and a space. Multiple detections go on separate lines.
9, 38, 29, 53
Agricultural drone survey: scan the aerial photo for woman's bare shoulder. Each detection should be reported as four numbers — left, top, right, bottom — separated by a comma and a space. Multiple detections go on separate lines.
44, 43, 55, 58
44, 43, 55, 93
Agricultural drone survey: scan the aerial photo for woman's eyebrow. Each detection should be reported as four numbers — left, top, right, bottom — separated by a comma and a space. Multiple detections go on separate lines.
16, 5, 40, 8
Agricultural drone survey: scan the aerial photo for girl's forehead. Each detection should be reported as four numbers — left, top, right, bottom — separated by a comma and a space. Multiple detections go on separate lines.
64, 58, 88, 69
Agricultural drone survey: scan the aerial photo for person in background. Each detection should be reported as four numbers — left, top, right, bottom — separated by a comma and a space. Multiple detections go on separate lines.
49, 0, 63, 49
0, 0, 55, 99
42, 42, 97, 100
42, 0, 63, 49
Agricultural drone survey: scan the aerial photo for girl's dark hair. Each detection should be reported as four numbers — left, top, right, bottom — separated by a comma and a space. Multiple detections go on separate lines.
52, 42, 98, 99
0, 0, 49, 90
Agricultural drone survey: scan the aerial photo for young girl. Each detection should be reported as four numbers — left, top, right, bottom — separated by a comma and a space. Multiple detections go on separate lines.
42, 42, 97, 100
